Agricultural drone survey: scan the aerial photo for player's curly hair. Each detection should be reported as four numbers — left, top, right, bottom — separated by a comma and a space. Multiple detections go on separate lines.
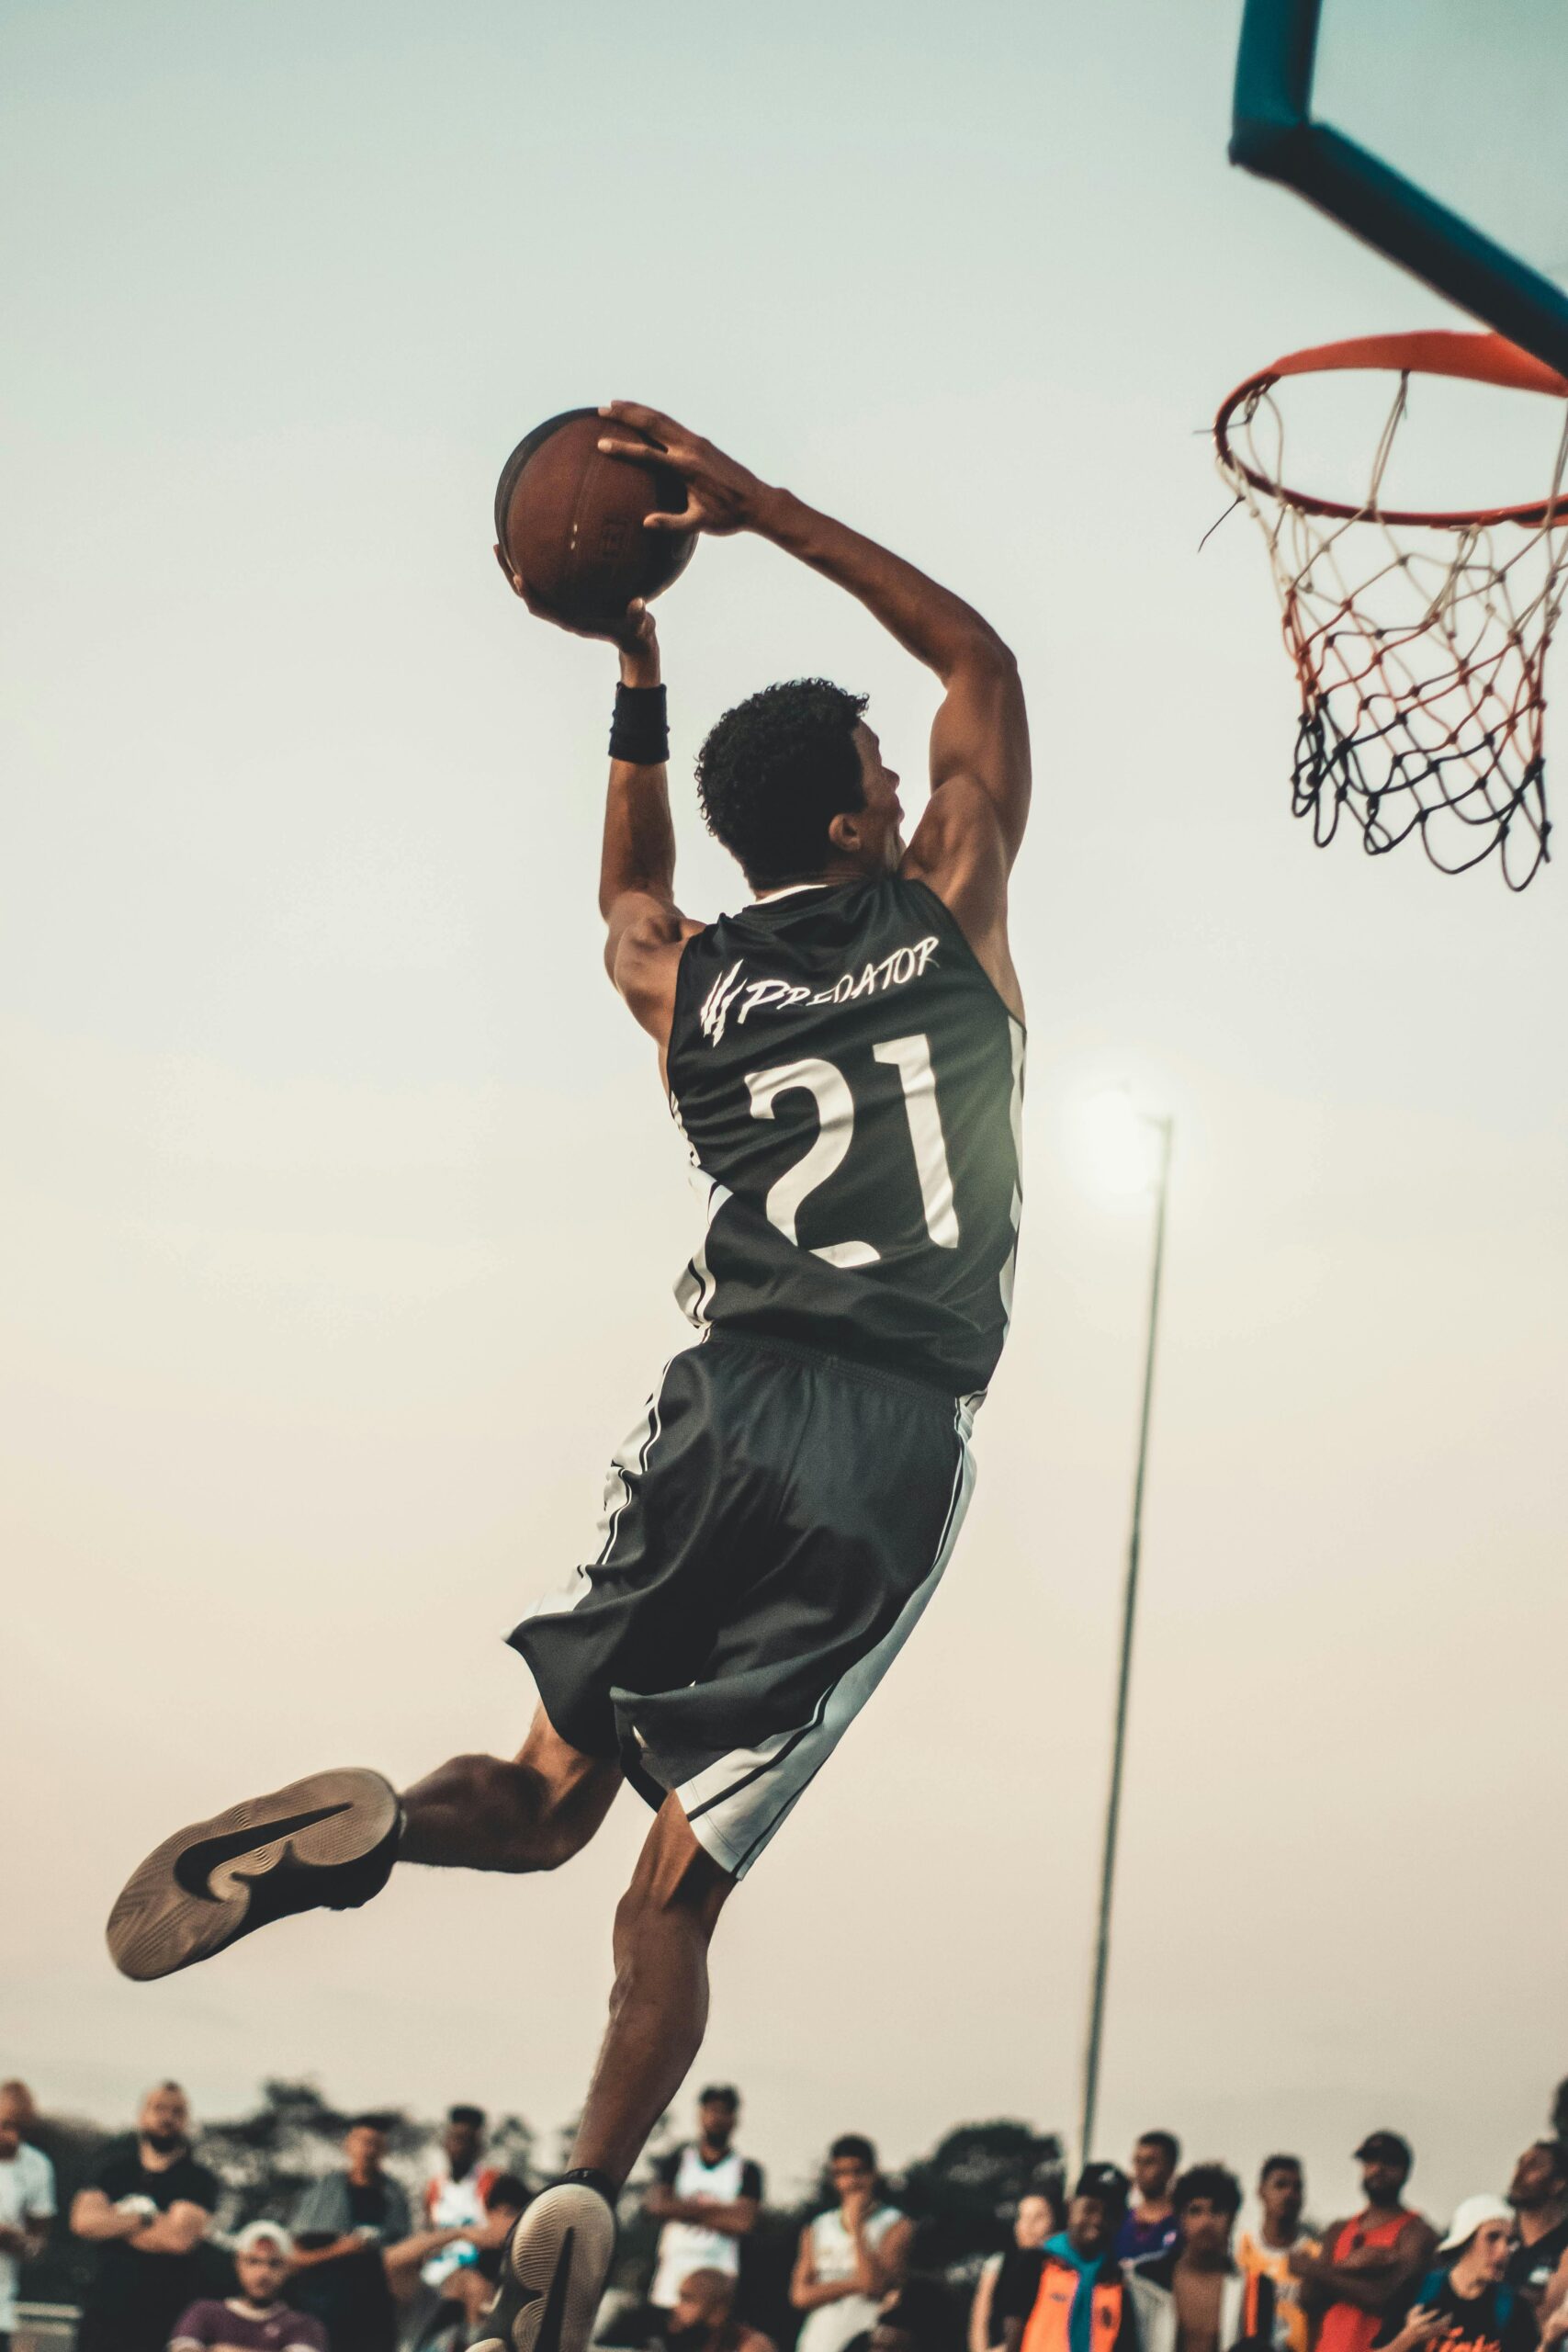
695, 678, 869, 886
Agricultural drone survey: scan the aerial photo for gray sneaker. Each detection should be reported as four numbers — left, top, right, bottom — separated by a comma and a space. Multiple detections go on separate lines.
107, 1766, 400, 1981
475, 2179, 618, 2352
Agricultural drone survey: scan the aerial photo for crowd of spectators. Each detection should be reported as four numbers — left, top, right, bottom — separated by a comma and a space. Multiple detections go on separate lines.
4, 2074, 1567, 2352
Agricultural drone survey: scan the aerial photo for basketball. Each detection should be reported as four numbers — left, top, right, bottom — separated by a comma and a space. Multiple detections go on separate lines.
493, 407, 698, 631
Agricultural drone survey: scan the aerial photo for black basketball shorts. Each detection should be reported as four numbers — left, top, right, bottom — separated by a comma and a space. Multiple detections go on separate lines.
508, 1331, 978, 1879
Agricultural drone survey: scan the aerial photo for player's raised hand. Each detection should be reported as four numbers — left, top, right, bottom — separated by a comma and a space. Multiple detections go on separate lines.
597, 402, 765, 536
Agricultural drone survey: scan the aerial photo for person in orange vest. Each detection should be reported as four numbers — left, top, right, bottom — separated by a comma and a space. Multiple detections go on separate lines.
996, 2166, 1139, 2352
1293, 2134, 1437, 2352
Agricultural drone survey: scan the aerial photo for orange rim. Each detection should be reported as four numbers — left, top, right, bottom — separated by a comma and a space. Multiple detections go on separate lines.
1214, 330, 1568, 527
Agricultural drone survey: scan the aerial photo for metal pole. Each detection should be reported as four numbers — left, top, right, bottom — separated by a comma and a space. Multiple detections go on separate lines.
1078, 1116, 1172, 2167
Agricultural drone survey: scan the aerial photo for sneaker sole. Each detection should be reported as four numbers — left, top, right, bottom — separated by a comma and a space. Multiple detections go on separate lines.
106, 1766, 398, 1982
478, 2184, 616, 2352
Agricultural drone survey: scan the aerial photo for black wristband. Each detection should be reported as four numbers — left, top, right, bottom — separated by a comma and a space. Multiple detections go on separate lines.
610, 683, 669, 765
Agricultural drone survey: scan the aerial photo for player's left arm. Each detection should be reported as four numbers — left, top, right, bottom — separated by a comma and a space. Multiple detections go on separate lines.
596, 604, 704, 1052
494, 537, 701, 1054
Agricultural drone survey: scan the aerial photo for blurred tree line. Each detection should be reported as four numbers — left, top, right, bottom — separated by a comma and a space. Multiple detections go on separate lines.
20, 2082, 1062, 2349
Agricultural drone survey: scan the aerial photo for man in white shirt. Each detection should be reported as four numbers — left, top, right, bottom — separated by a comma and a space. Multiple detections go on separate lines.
421, 2107, 501, 2290
0, 2083, 57, 2352
645, 2090, 763, 2315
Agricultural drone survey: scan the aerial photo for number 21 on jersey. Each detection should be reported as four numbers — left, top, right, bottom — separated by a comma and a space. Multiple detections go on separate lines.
744, 1032, 959, 1270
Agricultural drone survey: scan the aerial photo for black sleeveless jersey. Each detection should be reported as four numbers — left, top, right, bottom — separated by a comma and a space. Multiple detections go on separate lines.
666, 875, 1025, 1396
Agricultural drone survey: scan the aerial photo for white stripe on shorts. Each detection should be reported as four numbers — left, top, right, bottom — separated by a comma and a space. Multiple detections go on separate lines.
675, 1396, 978, 1879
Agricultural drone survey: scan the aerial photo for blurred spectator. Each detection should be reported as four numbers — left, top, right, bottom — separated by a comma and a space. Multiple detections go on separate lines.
1237, 2155, 1319, 2352
647, 2090, 763, 2316
170, 2221, 327, 2352
970, 2193, 1060, 2352
419, 2173, 530, 2352
1117, 2135, 1181, 2265
1293, 2133, 1438, 2352
1127, 2163, 1248, 2352
420, 2108, 499, 2291
1377, 2198, 1536, 2352
288, 2117, 464, 2352
792, 2137, 912, 2352
663, 2267, 777, 2352
996, 2165, 1138, 2352
1507, 2143, 1568, 2308
0, 2096, 39, 2146
0, 2084, 55, 2352
70, 2082, 219, 2352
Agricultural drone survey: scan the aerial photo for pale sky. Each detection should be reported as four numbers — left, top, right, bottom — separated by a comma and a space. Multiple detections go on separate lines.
4, 0, 1567, 2234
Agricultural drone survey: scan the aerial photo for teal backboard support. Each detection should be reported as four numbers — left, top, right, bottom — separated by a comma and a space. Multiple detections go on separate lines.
1230, 0, 1568, 379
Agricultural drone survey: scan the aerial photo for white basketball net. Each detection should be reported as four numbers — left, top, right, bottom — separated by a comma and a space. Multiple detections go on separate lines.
1217, 370, 1568, 888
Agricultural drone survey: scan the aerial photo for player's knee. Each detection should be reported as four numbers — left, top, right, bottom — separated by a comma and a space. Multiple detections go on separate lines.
617, 1810, 732, 1930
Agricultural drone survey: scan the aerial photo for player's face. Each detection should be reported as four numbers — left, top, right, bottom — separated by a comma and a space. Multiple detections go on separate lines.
445, 2118, 482, 2167
0, 2098, 22, 2159
1133, 2143, 1173, 2199
848, 725, 906, 871
1260, 2168, 1303, 2234
1468, 2222, 1513, 2283
237, 2245, 289, 2302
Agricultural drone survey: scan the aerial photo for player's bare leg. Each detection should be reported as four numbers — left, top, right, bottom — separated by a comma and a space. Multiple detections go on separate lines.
474, 1798, 733, 2352
398, 1707, 623, 1873
570, 1797, 734, 2181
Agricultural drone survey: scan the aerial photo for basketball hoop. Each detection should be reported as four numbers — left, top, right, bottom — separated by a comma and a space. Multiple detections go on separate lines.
1214, 331, 1568, 888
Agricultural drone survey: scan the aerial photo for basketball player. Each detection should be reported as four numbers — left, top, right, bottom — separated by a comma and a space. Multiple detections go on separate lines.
105, 404, 1031, 2352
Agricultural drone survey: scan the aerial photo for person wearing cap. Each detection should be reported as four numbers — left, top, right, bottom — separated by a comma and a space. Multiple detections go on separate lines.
1506, 2144, 1568, 2310
647, 2088, 764, 2317
1375, 2197, 1537, 2352
1292, 2134, 1437, 2352
170, 2222, 328, 2352
995, 2167, 1138, 2352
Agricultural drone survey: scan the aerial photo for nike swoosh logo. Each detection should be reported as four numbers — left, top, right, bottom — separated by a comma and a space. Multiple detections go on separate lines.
174, 1804, 352, 1901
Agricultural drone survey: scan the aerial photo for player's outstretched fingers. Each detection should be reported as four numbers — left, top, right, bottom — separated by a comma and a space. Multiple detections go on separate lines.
598, 399, 686, 443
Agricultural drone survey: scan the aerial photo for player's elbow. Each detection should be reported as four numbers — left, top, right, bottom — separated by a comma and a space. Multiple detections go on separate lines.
952, 625, 1017, 681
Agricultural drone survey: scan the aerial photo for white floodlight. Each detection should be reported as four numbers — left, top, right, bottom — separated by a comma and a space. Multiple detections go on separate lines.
1078, 1088, 1165, 1199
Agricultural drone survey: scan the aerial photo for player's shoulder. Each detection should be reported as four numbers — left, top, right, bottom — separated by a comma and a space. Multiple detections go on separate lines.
904, 771, 1010, 879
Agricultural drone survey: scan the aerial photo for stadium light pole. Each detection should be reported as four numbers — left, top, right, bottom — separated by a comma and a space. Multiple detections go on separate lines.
1076, 1094, 1173, 2167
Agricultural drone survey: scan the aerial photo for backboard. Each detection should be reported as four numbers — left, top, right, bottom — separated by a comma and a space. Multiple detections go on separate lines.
1230, 0, 1568, 375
